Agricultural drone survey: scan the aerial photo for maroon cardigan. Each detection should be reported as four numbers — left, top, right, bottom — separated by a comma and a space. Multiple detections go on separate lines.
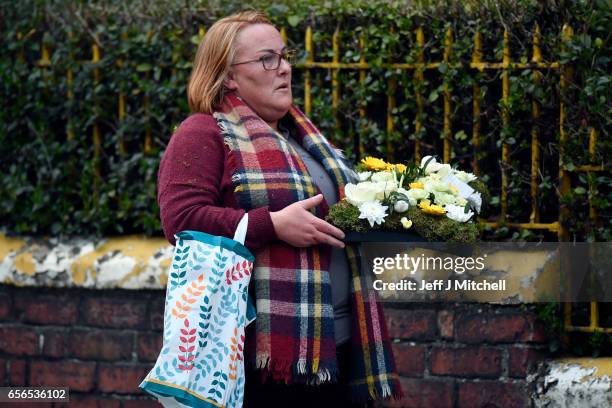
157, 113, 277, 251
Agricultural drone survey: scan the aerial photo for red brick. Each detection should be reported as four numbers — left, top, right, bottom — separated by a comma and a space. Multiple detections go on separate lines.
123, 400, 163, 407
68, 329, 133, 361
386, 309, 436, 340
82, 297, 147, 329
438, 310, 454, 339
30, 360, 96, 392
0, 358, 5, 385
138, 332, 163, 362
382, 378, 454, 408
392, 344, 425, 377
149, 296, 165, 330
98, 364, 151, 394
0, 326, 38, 356
41, 328, 66, 358
14, 295, 78, 325
54, 396, 121, 408
0, 292, 11, 320
8, 359, 26, 386
526, 314, 549, 343
509, 347, 544, 378
458, 381, 528, 408
430, 347, 501, 378
456, 313, 536, 343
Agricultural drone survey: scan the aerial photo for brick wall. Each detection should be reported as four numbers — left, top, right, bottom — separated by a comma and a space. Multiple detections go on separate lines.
382, 305, 547, 408
0, 286, 547, 408
0, 285, 163, 407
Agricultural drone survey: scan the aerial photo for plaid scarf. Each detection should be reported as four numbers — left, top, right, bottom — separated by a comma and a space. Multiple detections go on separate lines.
214, 94, 403, 403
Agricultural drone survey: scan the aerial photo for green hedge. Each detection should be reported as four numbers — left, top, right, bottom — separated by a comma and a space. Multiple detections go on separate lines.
0, 0, 609, 239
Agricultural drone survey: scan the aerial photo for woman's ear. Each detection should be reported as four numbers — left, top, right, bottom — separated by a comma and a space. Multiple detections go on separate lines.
224, 71, 238, 91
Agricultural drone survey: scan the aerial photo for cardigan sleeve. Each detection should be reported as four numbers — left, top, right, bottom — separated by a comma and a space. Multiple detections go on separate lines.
157, 114, 277, 250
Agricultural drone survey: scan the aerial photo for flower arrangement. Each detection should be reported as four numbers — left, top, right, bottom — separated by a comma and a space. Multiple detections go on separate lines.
327, 156, 489, 242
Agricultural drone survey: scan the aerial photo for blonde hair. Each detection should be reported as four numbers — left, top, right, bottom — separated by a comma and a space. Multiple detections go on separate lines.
187, 11, 273, 114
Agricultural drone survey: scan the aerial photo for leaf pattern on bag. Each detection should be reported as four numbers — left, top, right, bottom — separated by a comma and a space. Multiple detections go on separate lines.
142, 236, 254, 408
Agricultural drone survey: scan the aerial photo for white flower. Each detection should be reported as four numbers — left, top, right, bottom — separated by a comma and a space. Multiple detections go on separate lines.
445, 204, 474, 223
400, 217, 413, 229
345, 182, 379, 207
454, 170, 477, 183
394, 200, 409, 213
358, 201, 388, 227
432, 191, 457, 207
373, 181, 398, 200
467, 191, 482, 213
396, 187, 411, 196
455, 197, 468, 207
358, 171, 372, 181
371, 171, 395, 183
420, 156, 453, 177
420, 156, 443, 174
395, 187, 414, 206
406, 188, 428, 205
436, 164, 452, 178
424, 180, 452, 193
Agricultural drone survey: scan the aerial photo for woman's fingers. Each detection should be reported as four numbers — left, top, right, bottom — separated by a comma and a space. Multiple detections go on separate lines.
299, 194, 324, 209
270, 194, 346, 248
311, 216, 345, 240
315, 230, 345, 248
298, 195, 345, 238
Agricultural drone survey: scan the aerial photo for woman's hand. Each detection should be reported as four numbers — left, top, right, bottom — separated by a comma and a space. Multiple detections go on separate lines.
270, 194, 345, 248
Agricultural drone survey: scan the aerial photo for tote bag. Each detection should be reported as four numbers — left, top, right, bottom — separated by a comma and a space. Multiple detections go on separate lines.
140, 215, 256, 408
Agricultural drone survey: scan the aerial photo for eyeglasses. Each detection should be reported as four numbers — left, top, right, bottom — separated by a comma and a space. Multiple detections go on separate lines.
231, 49, 296, 71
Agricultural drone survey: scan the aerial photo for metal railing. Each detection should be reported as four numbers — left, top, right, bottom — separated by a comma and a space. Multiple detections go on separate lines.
28, 23, 606, 334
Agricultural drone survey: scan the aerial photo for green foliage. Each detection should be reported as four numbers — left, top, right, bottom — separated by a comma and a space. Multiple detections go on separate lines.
524, 302, 612, 357
523, 302, 564, 354
0, 0, 609, 238
588, 329, 610, 357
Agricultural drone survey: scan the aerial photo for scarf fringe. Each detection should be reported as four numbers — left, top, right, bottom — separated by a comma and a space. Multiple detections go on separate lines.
214, 113, 243, 195
348, 379, 404, 404
252, 355, 339, 386
296, 358, 307, 375
255, 355, 270, 370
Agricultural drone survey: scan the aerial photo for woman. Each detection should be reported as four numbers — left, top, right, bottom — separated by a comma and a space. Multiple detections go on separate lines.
158, 11, 403, 407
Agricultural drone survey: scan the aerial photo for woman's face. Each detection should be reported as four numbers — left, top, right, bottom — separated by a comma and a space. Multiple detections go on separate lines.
224, 24, 292, 129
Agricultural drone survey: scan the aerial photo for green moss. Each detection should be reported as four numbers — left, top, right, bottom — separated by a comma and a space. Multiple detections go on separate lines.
326, 200, 369, 232
405, 207, 479, 242
327, 200, 479, 242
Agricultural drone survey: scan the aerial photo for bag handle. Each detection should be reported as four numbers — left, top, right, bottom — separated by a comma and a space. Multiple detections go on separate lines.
233, 213, 248, 245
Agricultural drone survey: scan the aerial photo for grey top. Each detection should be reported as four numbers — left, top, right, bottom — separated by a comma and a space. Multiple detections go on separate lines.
279, 124, 351, 345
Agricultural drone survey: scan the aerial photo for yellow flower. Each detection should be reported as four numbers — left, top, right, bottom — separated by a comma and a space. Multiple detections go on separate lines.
384, 162, 407, 173
448, 184, 459, 195
393, 163, 407, 173
418, 199, 431, 208
409, 181, 424, 189
361, 156, 389, 171
400, 217, 413, 229
418, 199, 446, 216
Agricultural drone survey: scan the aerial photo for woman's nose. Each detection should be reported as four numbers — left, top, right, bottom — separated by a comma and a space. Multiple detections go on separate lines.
278, 58, 291, 75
